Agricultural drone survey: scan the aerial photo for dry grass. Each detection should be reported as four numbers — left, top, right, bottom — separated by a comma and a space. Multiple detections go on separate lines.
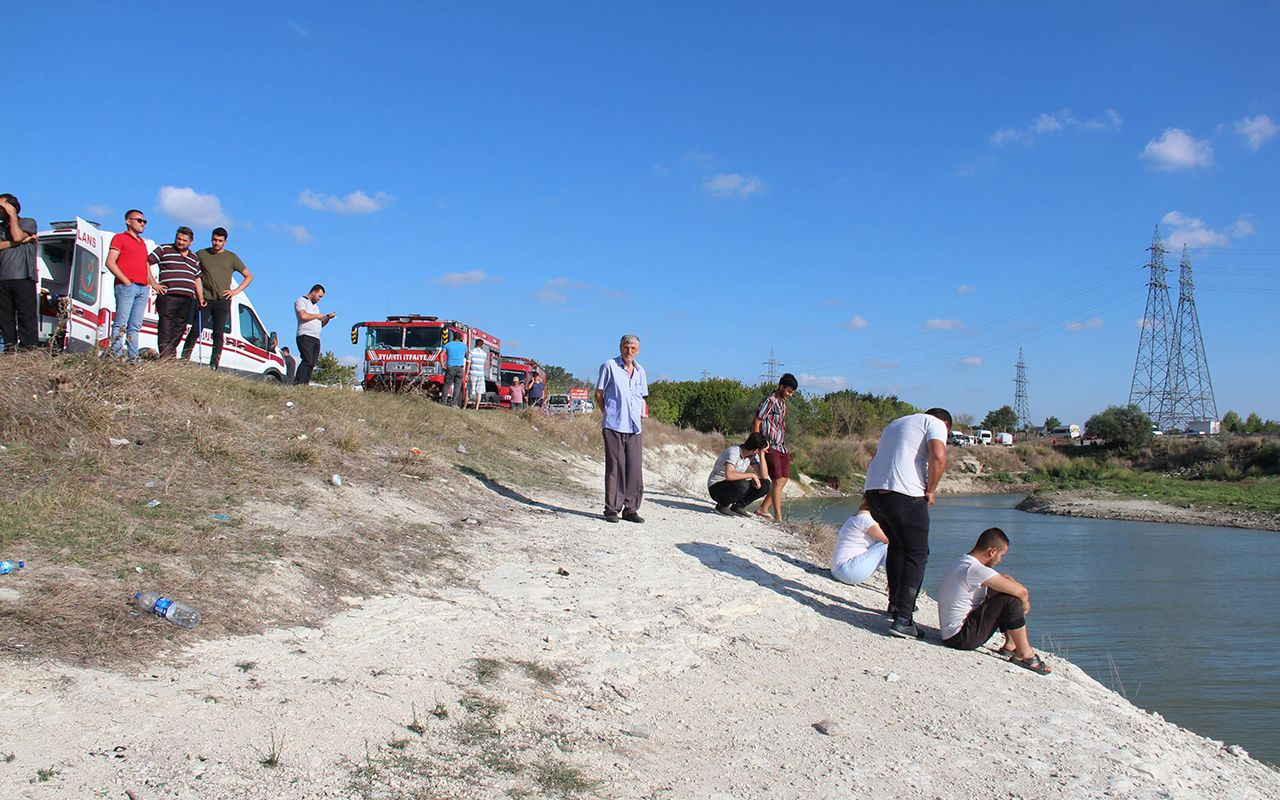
0, 353, 653, 668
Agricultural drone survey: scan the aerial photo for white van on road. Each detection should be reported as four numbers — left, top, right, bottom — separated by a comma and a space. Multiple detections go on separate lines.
35, 218, 288, 380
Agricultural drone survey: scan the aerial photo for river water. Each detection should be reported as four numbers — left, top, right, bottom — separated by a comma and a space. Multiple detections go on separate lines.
790, 493, 1280, 765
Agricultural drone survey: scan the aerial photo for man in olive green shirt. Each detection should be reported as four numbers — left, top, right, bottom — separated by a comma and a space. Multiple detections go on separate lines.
183, 227, 253, 369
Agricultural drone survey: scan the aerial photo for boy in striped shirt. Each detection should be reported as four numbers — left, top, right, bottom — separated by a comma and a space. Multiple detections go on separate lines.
149, 226, 204, 359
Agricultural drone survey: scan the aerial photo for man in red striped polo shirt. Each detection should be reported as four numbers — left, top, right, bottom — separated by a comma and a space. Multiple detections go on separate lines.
148, 226, 204, 359
105, 210, 156, 363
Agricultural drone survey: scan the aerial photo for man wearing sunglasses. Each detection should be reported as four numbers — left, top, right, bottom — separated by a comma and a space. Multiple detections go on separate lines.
105, 210, 157, 363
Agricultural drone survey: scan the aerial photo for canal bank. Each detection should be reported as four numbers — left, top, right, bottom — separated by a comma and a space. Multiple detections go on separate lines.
792, 492, 1280, 767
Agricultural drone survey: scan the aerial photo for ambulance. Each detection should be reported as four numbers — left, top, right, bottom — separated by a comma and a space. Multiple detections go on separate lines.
34, 218, 288, 380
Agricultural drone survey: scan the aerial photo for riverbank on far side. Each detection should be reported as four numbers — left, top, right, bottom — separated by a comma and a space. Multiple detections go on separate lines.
1017, 490, 1280, 532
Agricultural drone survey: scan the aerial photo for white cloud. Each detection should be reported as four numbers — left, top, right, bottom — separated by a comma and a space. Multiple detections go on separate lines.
923, 318, 963, 331
546, 277, 591, 290
432, 269, 496, 288
870, 358, 899, 369
683, 150, 718, 169
1161, 211, 1255, 250
156, 186, 230, 227
1065, 317, 1103, 332
703, 173, 765, 199
956, 284, 975, 295
338, 354, 360, 367
534, 289, 567, 304
842, 315, 869, 330
287, 18, 310, 36
299, 189, 394, 214
1234, 115, 1277, 150
990, 108, 1122, 146
86, 204, 114, 219
1141, 128, 1213, 170
959, 356, 983, 367
796, 373, 847, 392
269, 223, 313, 243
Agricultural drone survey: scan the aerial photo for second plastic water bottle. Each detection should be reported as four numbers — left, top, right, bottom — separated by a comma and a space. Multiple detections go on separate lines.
134, 590, 201, 629
0, 560, 23, 575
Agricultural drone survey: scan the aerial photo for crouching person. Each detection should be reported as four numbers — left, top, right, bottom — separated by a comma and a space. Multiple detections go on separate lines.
937, 527, 1051, 675
830, 498, 889, 586
707, 432, 771, 517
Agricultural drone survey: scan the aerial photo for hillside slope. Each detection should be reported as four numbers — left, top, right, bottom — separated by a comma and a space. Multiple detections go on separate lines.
1, 357, 1277, 799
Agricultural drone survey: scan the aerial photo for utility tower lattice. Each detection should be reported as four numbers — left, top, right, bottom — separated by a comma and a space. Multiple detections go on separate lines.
1159, 246, 1218, 428
1128, 227, 1178, 430
1013, 348, 1031, 431
761, 348, 782, 383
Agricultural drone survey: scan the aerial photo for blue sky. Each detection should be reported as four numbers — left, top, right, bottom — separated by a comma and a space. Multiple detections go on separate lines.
10, 2, 1279, 424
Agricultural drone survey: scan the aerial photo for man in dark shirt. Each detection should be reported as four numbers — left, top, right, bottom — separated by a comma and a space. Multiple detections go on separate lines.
280, 346, 298, 383
187, 227, 253, 369
0, 193, 40, 352
149, 226, 204, 359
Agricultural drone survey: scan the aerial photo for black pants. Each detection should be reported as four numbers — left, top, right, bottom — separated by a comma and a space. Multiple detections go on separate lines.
866, 490, 930, 621
180, 299, 231, 367
179, 303, 203, 360
156, 293, 195, 359
294, 334, 321, 385
943, 592, 1026, 650
0, 278, 38, 352
709, 478, 772, 509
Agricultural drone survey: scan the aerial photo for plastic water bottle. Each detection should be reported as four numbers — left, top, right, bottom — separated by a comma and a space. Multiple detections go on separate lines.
0, 560, 23, 575
134, 590, 201, 629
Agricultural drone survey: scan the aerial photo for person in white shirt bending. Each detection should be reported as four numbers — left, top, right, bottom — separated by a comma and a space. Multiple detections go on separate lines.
937, 527, 1051, 676
829, 499, 889, 587
707, 432, 772, 517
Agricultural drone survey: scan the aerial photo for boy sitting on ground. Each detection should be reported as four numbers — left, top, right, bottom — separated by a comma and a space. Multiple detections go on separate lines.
707, 432, 772, 517
937, 527, 1052, 676
829, 498, 889, 588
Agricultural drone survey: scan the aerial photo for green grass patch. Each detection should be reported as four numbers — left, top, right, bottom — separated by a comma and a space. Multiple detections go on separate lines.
1029, 462, 1280, 513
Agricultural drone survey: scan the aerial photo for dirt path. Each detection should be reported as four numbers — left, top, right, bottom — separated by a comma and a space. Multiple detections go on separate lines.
2, 448, 1277, 799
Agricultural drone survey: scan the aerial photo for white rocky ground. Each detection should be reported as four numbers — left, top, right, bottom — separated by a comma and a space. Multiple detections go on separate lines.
1, 444, 1277, 799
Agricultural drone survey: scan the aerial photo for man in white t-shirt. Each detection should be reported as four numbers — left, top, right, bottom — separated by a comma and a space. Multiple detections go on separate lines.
707, 432, 772, 517
937, 527, 1051, 675
293, 284, 335, 385
863, 408, 951, 639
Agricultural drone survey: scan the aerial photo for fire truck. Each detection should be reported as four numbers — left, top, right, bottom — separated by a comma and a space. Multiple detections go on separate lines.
350, 315, 500, 404
497, 356, 544, 409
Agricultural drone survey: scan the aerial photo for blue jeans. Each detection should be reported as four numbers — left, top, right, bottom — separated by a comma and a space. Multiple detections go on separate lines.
111, 283, 150, 360
831, 541, 888, 586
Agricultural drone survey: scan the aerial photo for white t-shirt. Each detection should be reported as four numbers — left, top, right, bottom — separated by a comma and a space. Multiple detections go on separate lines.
830, 511, 880, 569
937, 554, 1000, 639
708, 446, 753, 487
295, 296, 322, 338
864, 413, 949, 496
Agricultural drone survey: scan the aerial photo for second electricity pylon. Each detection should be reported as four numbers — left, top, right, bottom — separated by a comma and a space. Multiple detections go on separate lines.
1128, 226, 1178, 430
761, 348, 782, 384
1159, 245, 1218, 429
1013, 348, 1031, 431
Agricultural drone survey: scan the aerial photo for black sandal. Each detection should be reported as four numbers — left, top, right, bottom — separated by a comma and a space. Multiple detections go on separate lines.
1010, 653, 1052, 675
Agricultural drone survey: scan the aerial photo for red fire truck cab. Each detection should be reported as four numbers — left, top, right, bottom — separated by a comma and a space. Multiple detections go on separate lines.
350, 315, 500, 404
497, 356, 545, 409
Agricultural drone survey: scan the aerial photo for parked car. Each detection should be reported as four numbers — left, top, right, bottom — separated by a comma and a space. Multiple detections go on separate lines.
949, 432, 973, 447
547, 394, 571, 414
570, 399, 595, 414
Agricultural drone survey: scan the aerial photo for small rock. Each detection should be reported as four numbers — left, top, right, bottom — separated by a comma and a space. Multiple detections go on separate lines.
285, 401, 295, 409
267, 414, 275, 420
885, 672, 901, 683
1226, 744, 1249, 757
456, 444, 469, 455
462, 518, 480, 525
296, 434, 308, 441
144, 481, 158, 489
555, 567, 570, 576
331, 474, 343, 487
812, 719, 839, 736
621, 726, 651, 739
109, 438, 131, 447
357, 418, 366, 423
134, 566, 144, 574
315, 427, 326, 433
146, 499, 161, 508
